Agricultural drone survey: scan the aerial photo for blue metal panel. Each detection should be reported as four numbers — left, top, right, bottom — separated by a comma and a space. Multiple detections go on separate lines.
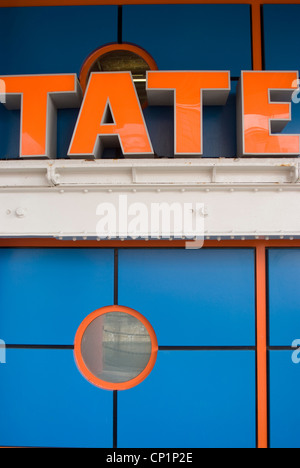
0, 249, 114, 345
57, 109, 80, 159
0, 5, 117, 159
269, 351, 300, 448
0, 348, 113, 447
118, 249, 255, 346
263, 5, 300, 72
123, 5, 252, 75
118, 350, 256, 448
268, 249, 300, 346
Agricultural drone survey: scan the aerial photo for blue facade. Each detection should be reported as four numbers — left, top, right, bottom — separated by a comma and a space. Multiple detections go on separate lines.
0, 248, 256, 448
263, 5, 300, 138
269, 351, 300, 449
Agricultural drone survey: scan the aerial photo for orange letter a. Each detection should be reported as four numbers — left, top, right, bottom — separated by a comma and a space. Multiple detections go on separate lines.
68, 72, 153, 158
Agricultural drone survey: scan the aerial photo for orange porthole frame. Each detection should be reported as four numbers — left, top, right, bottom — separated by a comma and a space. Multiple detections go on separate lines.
74, 304, 159, 391
79, 42, 159, 94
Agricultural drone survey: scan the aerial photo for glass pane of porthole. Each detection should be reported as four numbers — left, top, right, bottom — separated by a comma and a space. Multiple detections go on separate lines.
87, 50, 150, 106
80, 312, 152, 384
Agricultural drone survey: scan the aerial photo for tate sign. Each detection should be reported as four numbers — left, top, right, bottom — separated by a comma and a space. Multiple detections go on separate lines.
0, 70, 299, 159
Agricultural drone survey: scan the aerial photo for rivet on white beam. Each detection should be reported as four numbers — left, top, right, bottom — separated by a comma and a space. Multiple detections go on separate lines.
15, 208, 26, 218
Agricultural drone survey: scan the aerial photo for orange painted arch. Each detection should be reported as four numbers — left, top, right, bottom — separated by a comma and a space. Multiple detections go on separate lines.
74, 305, 159, 391
79, 43, 158, 94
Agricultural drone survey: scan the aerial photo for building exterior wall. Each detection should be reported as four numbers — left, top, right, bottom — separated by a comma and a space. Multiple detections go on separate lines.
0, 0, 300, 449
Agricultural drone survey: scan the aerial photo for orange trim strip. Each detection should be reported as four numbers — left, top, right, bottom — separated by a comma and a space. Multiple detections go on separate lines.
256, 245, 268, 449
0, 238, 299, 248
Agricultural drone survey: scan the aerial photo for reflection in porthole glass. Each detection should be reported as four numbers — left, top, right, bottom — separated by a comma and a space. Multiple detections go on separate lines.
80, 312, 152, 384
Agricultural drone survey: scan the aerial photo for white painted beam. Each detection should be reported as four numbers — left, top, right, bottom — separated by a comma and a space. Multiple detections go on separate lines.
0, 158, 299, 239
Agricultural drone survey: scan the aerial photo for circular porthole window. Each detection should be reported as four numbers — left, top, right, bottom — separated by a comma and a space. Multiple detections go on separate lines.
79, 43, 158, 108
74, 306, 158, 390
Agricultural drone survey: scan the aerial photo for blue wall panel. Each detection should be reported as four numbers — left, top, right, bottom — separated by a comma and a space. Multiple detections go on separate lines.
123, 5, 252, 75
119, 350, 256, 448
0, 348, 113, 447
118, 249, 255, 346
144, 82, 237, 159
0, 249, 114, 345
268, 249, 300, 346
269, 351, 300, 448
123, 5, 249, 158
203, 81, 237, 158
0, 6, 117, 76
